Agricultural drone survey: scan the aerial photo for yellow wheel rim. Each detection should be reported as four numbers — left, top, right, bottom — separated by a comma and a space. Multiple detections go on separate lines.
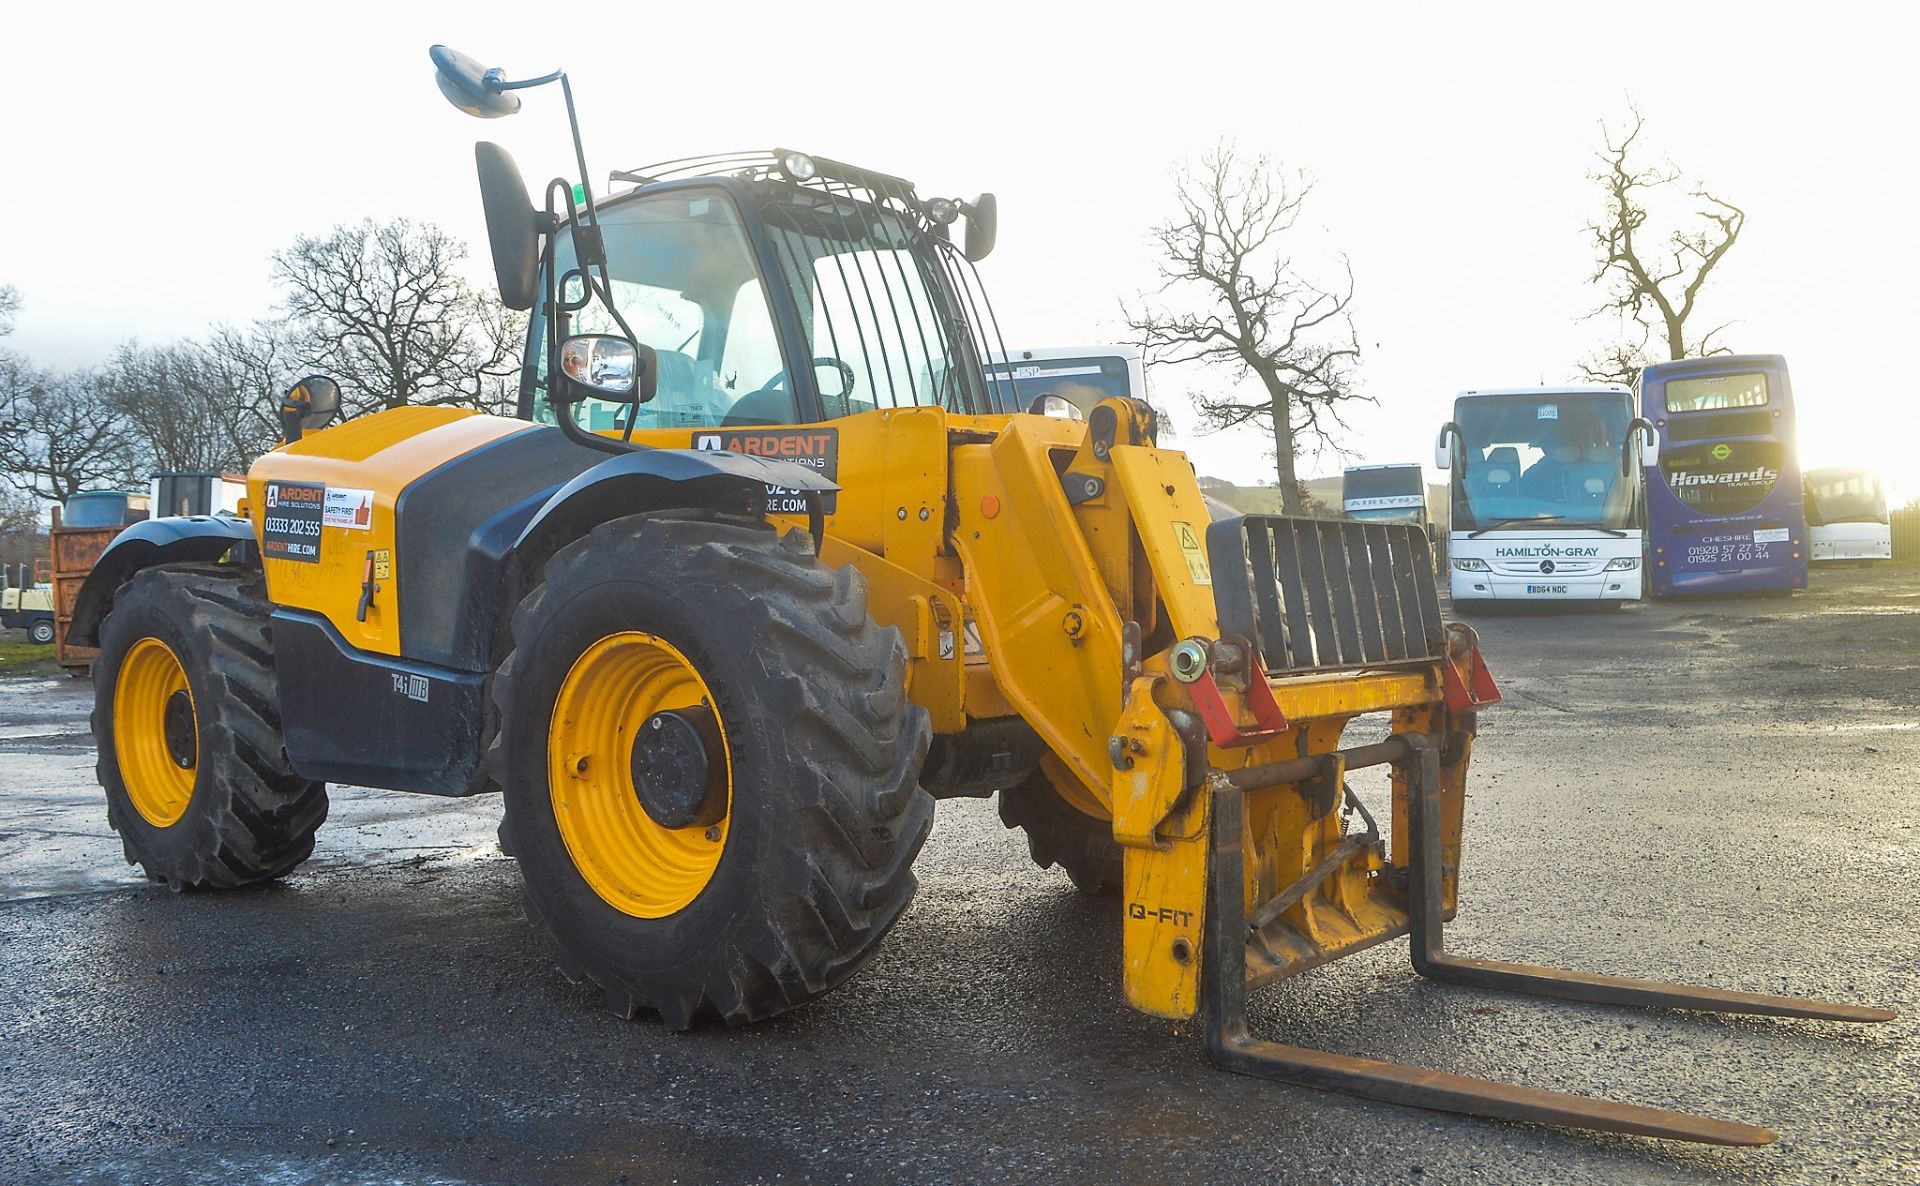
549, 631, 731, 918
1041, 754, 1112, 821
113, 637, 198, 828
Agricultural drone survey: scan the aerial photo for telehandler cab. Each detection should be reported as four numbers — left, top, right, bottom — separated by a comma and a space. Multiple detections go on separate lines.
72, 45, 1892, 1146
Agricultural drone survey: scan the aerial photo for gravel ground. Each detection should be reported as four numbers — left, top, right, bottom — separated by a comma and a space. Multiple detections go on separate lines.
1, 565, 1914, 1185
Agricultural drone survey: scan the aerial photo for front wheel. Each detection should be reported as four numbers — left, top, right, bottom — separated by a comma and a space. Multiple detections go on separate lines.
492, 515, 933, 1028
999, 766, 1123, 894
91, 565, 327, 888
28, 619, 54, 645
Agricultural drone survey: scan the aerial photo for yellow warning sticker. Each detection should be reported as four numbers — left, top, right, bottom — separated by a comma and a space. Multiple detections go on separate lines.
1172, 521, 1211, 586
372, 549, 392, 581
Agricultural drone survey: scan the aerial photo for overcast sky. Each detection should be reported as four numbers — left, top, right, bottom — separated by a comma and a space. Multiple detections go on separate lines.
3, 3, 1915, 498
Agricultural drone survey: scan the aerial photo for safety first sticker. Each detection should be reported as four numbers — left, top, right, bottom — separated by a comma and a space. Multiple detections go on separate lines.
1172, 521, 1212, 586
260, 481, 325, 564
693, 428, 838, 514
324, 487, 375, 531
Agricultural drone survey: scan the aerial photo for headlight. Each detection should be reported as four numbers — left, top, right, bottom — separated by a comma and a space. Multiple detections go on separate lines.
1603, 557, 1640, 571
1452, 558, 1490, 572
777, 150, 818, 182
926, 197, 960, 225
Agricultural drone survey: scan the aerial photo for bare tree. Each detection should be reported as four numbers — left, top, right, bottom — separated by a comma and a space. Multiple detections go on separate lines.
272, 219, 524, 417
200, 320, 306, 440
103, 337, 284, 474
0, 285, 19, 339
1126, 145, 1365, 514
0, 365, 140, 502
1581, 106, 1746, 385
0, 484, 45, 579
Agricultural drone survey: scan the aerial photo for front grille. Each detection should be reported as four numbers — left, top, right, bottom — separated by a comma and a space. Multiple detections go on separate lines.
1488, 558, 1602, 576
1207, 516, 1446, 675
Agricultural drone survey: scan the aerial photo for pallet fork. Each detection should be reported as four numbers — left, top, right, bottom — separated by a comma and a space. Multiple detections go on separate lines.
1201, 734, 1896, 1145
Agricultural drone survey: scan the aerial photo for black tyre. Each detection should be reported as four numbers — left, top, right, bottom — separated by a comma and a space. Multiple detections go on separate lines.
492, 515, 933, 1029
998, 768, 1122, 894
29, 618, 55, 645
92, 565, 328, 888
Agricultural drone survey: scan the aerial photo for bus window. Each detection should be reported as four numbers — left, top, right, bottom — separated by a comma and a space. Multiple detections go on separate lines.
1664, 372, 1769, 412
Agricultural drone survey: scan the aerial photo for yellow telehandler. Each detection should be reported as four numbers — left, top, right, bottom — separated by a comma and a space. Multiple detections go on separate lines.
70, 45, 1891, 1146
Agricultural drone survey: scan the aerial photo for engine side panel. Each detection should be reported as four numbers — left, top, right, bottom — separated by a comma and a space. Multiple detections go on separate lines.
248, 408, 535, 657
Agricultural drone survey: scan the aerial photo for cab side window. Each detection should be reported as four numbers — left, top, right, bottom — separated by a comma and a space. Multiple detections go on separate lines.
527, 189, 798, 431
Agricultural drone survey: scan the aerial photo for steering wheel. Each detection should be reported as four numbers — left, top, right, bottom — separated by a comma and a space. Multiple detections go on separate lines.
759, 358, 856, 398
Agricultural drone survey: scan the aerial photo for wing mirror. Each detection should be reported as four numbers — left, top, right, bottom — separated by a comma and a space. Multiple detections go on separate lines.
429, 45, 523, 118
1627, 416, 1658, 475
1434, 422, 1461, 472
429, 48, 549, 311
476, 143, 542, 310
279, 375, 342, 444
558, 335, 658, 404
962, 193, 997, 262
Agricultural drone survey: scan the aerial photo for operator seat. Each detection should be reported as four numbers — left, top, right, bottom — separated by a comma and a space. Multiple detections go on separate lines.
722, 386, 800, 427
649, 349, 699, 409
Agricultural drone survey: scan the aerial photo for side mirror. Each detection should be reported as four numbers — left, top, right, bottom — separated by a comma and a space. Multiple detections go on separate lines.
280, 375, 342, 444
557, 335, 657, 404
963, 193, 997, 262
429, 45, 522, 118
1630, 416, 1659, 468
1434, 422, 1460, 472
475, 142, 541, 310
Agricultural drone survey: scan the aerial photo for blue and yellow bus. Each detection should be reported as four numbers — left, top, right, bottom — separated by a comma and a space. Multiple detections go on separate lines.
1641, 354, 1807, 597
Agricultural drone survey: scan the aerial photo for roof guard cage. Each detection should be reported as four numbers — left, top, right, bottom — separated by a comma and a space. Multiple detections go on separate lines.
1207, 515, 1446, 676
608, 149, 1023, 413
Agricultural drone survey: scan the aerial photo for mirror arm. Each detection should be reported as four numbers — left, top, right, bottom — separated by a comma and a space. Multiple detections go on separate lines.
538, 200, 629, 459
452, 54, 636, 455
549, 381, 635, 457
490, 66, 565, 92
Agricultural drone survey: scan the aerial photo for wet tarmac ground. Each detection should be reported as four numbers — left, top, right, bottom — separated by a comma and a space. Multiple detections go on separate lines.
1, 567, 1915, 1184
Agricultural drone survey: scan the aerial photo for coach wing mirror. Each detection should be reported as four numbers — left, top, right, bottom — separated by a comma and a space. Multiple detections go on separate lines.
1434, 422, 1462, 472
1627, 417, 1658, 474
279, 375, 342, 444
558, 335, 657, 404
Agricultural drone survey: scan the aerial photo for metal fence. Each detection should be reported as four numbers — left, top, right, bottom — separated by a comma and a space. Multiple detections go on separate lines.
1893, 506, 1920, 562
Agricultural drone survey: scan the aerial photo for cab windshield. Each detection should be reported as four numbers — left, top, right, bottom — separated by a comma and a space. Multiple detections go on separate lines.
1451, 394, 1635, 531
530, 181, 987, 431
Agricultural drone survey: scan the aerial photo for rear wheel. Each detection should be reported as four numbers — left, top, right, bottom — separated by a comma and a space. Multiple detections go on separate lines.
999, 766, 1122, 894
29, 618, 54, 645
492, 515, 932, 1028
92, 565, 327, 888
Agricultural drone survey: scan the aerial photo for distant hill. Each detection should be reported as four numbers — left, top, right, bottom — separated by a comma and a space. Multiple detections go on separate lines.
1196, 475, 1345, 517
